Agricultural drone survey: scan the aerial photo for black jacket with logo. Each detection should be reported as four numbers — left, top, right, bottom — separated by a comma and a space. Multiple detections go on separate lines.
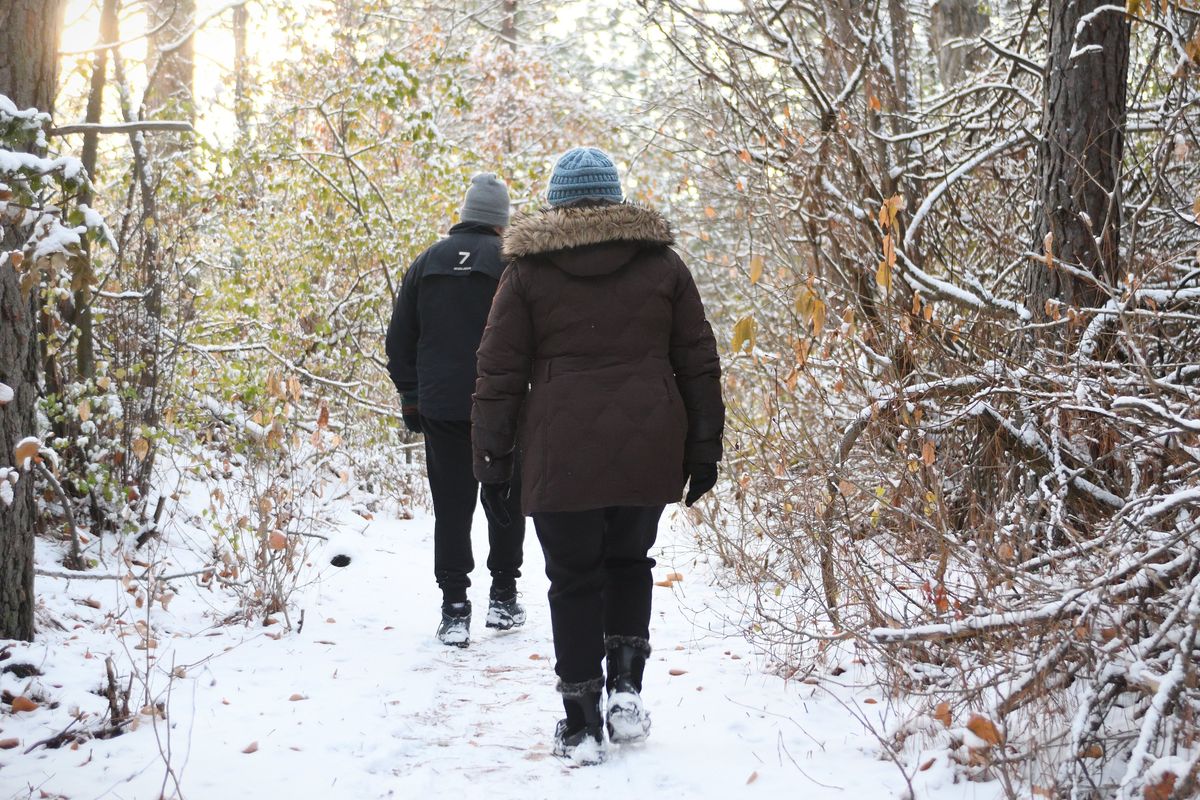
386, 222, 505, 421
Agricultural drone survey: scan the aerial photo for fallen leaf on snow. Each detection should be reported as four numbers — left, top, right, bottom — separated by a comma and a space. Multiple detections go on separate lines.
529, 653, 542, 660
933, 701, 952, 728
668, 668, 687, 676
863, 698, 878, 704
10, 696, 38, 712
665, 572, 684, 582
288, 694, 307, 701
919, 758, 936, 771
746, 771, 758, 785
653, 580, 673, 587
242, 741, 259, 754
966, 713, 1003, 747
0, 738, 19, 749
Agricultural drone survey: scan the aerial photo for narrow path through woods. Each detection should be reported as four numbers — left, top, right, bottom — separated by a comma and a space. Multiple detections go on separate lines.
5, 507, 1001, 799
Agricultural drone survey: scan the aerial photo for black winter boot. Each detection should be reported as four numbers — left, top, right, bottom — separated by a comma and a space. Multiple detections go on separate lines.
604, 636, 651, 743
553, 679, 606, 764
485, 585, 526, 630
436, 601, 471, 648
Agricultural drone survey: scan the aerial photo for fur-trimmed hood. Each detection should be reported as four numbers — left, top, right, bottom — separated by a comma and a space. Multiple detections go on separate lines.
502, 203, 674, 260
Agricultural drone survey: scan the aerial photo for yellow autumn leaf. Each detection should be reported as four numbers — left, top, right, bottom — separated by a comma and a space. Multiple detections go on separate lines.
731, 316, 756, 354
748, 254, 764, 285
132, 437, 150, 460
811, 297, 827, 336
77, 399, 91, 422
878, 194, 906, 229
876, 260, 892, 293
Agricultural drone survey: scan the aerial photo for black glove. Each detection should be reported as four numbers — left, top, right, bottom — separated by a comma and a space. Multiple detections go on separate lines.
480, 482, 512, 526
401, 391, 421, 433
684, 463, 718, 507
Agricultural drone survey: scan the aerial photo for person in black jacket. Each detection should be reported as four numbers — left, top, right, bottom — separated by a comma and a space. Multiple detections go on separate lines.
386, 173, 526, 648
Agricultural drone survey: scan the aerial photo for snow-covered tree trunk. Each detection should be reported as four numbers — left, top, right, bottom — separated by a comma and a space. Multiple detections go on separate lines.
1026, 0, 1130, 324
0, 0, 66, 641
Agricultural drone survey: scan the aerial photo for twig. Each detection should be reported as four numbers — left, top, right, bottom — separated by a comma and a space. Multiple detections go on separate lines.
35, 461, 84, 570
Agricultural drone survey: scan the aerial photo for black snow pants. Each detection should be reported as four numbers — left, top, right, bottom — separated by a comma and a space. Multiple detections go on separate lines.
422, 416, 525, 605
531, 505, 664, 685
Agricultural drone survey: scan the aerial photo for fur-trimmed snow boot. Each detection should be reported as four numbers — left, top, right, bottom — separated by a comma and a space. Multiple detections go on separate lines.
436, 601, 471, 648
605, 636, 651, 743
553, 679, 606, 765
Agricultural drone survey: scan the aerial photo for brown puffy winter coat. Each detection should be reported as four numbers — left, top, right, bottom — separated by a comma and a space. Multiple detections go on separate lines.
471, 202, 724, 514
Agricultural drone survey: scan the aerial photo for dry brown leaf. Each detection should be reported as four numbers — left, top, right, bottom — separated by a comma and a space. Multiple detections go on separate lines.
746, 771, 759, 785
1078, 744, 1104, 759
77, 399, 91, 422
653, 580, 673, 587
863, 698, 878, 704
267, 531, 287, 551
665, 572, 684, 582
919, 758, 936, 771
0, 737, 19, 749
288, 693, 307, 701
132, 436, 150, 460
921, 440, 936, 466
933, 701, 952, 728
14, 437, 39, 464
668, 668, 687, 676
242, 741, 259, 754
317, 402, 329, 429
11, 696, 38, 713
1144, 772, 1176, 800
966, 713, 1003, 747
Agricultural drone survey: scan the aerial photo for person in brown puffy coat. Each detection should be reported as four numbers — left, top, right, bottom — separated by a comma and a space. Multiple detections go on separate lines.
471, 147, 724, 762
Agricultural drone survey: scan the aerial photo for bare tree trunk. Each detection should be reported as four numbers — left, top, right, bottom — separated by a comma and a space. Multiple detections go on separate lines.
145, 0, 196, 158
76, 0, 121, 383
501, 0, 518, 50
930, 0, 990, 87
233, 2, 250, 137
0, 0, 67, 642
1025, 0, 1130, 323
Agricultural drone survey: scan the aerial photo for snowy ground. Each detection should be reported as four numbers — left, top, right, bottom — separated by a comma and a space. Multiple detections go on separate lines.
1, 499, 1005, 799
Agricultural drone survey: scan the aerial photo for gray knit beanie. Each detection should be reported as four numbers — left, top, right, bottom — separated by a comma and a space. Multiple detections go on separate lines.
460, 173, 511, 228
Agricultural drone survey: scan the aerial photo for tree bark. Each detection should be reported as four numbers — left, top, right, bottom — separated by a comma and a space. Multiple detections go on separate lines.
930, 0, 990, 87
0, 0, 67, 642
1025, 0, 1130, 324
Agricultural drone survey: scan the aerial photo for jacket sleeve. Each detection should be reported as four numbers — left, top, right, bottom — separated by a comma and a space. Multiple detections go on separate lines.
472, 264, 533, 484
385, 253, 423, 396
667, 252, 724, 464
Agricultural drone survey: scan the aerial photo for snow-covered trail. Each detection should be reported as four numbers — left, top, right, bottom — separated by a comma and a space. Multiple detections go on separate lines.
3, 508, 997, 799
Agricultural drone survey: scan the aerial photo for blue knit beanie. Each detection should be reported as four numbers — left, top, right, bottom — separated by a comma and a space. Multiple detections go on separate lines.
546, 147, 623, 206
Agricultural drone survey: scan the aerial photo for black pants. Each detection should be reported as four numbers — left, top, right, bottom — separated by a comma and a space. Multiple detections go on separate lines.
532, 505, 664, 685
422, 416, 524, 604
